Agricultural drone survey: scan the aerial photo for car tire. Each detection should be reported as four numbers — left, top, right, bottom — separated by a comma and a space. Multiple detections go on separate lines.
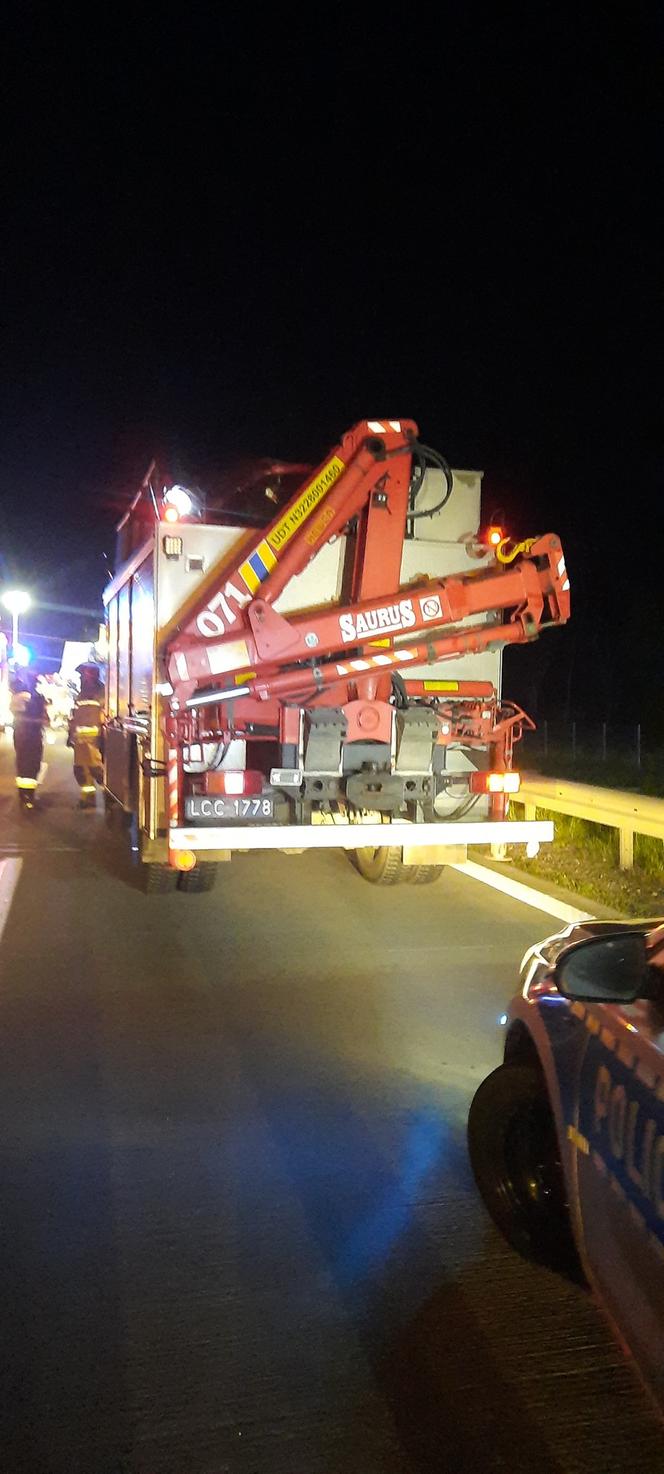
468, 1062, 580, 1276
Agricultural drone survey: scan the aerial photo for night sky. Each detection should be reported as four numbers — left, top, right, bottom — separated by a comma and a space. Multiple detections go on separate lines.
1, 7, 660, 718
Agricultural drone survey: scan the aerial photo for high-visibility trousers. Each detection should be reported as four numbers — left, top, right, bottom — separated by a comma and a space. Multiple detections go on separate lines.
72, 736, 103, 795
14, 720, 44, 792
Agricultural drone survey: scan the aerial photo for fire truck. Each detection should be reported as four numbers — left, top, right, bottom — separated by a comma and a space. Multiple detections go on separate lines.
103, 418, 570, 892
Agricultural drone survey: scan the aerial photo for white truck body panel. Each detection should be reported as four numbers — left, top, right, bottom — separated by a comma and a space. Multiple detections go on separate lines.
153, 469, 500, 684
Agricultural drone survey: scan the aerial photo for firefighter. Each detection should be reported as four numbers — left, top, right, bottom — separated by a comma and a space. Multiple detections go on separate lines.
10, 673, 49, 810
68, 663, 105, 808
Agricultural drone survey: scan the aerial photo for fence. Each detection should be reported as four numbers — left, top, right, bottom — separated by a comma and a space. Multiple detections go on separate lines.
522, 721, 652, 769
519, 723, 664, 801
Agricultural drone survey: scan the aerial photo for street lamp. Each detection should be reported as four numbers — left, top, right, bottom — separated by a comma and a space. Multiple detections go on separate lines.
2, 590, 31, 656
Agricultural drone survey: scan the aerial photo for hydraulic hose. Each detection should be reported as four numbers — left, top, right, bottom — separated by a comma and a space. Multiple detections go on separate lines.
408, 442, 454, 520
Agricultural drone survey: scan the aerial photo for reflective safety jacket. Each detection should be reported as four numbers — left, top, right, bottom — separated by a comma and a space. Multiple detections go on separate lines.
69, 696, 104, 764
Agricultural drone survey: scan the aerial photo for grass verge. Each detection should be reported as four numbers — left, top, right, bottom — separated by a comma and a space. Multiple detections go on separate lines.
512, 808, 664, 917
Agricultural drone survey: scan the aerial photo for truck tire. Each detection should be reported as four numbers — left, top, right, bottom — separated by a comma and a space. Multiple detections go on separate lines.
467, 1063, 580, 1277
404, 863, 445, 884
144, 863, 179, 894
177, 863, 219, 893
352, 848, 445, 885
352, 846, 408, 885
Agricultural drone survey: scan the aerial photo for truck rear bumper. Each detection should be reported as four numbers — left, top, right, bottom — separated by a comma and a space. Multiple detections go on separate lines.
168, 819, 553, 853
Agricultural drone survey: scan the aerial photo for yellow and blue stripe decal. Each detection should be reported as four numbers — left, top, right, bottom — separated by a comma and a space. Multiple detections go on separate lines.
237, 455, 345, 595
238, 538, 278, 594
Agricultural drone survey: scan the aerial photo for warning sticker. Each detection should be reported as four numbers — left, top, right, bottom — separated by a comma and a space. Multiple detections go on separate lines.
423, 680, 459, 692
267, 457, 345, 552
419, 594, 443, 622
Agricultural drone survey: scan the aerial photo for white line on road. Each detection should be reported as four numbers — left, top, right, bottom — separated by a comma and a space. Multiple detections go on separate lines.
450, 859, 595, 924
0, 858, 23, 944
0, 849, 77, 860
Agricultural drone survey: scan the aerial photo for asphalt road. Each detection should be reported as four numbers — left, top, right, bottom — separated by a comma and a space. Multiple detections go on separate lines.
0, 734, 662, 1474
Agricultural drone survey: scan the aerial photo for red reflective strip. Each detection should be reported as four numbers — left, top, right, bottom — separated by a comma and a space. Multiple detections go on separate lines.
168, 747, 180, 825
205, 769, 263, 796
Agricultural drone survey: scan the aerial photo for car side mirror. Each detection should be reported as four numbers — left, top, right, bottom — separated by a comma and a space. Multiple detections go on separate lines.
555, 932, 649, 1004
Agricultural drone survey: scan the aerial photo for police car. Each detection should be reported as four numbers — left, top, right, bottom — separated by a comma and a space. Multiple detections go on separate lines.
468, 917, 664, 1410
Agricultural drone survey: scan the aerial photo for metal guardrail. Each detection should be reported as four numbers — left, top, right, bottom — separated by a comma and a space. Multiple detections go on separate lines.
515, 775, 664, 869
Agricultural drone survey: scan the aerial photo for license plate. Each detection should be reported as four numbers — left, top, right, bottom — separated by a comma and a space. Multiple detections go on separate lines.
184, 795, 275, 822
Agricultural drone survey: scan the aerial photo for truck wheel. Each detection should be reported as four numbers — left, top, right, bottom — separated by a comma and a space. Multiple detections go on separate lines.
144, 863, 179, 894
352, 846, 408, 885
177, 863, 219, 893
467, 1063, 580, 1276
404, 863, 445, 884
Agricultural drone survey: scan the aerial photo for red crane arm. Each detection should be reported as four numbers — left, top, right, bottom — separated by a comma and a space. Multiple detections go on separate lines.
166, 418, 417, 651
168, 531, 569, 706
163, 419, 570, 707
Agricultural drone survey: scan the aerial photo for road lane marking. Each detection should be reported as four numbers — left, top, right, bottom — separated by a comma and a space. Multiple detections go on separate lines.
0, 858, 23, 944
0, 846, 78, 855
449, 859, 595, 924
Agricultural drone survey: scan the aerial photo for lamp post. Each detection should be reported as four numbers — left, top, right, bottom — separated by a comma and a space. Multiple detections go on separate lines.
2, 590, 31, 656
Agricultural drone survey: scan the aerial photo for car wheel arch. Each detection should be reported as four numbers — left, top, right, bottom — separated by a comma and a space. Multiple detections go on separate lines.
504, 1020, 543, 1073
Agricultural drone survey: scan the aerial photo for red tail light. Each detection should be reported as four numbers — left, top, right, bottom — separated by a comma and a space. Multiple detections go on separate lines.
204, 769, 264, 796
469, 771, 520, 794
